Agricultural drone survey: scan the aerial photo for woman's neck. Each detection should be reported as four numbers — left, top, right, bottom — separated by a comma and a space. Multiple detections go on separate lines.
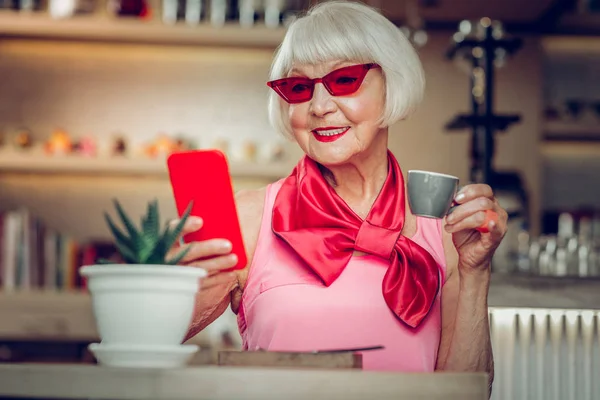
321, 135, 390, 219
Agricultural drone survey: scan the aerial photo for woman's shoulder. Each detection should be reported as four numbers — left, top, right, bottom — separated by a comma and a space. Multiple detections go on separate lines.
235, 187, 267, 261
235, 178, 285, 225
236, 187, 267, 216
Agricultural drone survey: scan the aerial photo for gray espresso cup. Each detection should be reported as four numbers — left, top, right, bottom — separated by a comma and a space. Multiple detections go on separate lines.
407, 170, 459, 219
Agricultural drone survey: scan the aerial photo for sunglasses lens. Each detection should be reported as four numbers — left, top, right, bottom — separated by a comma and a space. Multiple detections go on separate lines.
272, 78, 313, 103
323, 64, 368, 96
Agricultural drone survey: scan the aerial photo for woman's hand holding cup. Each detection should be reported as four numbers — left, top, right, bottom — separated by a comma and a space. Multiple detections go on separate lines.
407, 170, 507, 274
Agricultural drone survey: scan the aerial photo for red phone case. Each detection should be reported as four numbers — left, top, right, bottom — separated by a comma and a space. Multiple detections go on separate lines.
167, 149, 247, 271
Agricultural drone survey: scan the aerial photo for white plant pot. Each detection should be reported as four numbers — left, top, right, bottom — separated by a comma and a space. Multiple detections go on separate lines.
80, 264, 207, 347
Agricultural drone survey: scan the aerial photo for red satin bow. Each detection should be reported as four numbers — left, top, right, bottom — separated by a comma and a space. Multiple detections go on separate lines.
272, 151, 440, 328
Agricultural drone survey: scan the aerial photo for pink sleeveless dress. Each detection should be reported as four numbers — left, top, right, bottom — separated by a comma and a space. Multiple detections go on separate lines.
237, 179, 447, 371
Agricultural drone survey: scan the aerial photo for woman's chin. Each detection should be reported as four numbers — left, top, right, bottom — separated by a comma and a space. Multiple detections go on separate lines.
298, 133, 369, 167
306, 148, 359, 167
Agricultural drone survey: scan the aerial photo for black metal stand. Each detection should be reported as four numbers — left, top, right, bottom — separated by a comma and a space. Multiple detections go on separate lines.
446, 23, 522, 183
445, 20, 529, 222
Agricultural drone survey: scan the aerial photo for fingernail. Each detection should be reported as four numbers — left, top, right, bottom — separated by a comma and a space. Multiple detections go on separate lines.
221, 240, 232, 251
190, 216, 203, 227
454, 193, 465, 202
230, 253, 238, 262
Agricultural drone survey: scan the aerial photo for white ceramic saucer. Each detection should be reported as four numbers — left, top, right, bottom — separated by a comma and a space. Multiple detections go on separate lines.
88, 343, 199, 368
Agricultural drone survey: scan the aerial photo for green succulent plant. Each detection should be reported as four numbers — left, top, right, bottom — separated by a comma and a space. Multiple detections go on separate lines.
99, 199, 193, 265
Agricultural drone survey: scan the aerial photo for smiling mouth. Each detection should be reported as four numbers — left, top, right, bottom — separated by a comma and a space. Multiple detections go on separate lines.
312, 126, 350, 142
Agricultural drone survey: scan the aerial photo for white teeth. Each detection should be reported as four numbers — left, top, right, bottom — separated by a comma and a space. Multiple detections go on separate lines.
314, 127, 348, 136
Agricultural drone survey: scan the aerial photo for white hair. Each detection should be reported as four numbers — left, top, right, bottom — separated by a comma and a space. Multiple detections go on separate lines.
267, 0, 426, 138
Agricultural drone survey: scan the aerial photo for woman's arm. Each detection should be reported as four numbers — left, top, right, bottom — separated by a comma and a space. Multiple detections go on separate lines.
183, 187, 266, 341
435, 184, 507, 398
436, 232, 494, 391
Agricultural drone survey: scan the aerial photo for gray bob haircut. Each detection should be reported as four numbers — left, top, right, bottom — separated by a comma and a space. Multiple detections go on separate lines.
267, 0, 426, 138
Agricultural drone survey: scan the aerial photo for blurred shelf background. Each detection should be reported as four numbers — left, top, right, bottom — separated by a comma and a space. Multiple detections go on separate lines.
541, 141, 600, 158
541, 35, 600, 56
0, 151, 294, 179
0, 10, 286, 48
543, 121, 600, 143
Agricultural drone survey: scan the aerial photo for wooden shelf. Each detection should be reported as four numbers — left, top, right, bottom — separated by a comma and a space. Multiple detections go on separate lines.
0, 151, 294, 180
0, 290, 210, 345
0, 290, 96, 342
541, 140, 600, 158
0, 11, 286, 48
543, 120, 600, 141
541, 35, 600, 56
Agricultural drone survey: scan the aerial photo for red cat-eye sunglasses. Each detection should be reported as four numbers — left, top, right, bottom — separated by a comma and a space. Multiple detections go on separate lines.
267, 63, 381, 104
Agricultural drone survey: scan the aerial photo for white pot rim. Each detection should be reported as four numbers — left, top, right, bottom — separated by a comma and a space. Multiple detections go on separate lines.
80, 264, 207, 278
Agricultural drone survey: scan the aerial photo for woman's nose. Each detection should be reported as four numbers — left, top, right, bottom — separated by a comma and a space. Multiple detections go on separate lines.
309, 83, 336, 117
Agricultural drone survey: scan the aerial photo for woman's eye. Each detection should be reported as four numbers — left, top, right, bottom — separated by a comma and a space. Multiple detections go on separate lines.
291, 84, 311, 93
335, 76, 357, 85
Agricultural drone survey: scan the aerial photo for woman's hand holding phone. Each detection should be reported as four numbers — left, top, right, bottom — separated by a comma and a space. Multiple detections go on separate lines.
167, 215, 239, 290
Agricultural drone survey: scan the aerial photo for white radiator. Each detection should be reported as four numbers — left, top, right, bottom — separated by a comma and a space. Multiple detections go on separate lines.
490, 307, 599, 400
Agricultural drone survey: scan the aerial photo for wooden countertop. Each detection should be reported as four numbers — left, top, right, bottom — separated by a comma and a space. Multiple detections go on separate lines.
488, 273, 600, 310
0, 363, 488, 400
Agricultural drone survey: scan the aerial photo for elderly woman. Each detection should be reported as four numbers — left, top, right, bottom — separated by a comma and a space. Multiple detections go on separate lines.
170, 0, 506, 388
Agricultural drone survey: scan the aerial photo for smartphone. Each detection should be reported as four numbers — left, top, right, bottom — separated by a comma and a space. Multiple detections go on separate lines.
166, 149, 247, 271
